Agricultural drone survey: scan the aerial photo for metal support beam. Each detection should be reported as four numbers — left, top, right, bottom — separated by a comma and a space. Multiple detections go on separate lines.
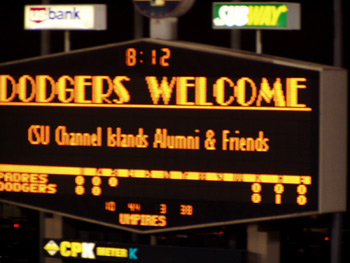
247, 224, 280, 263
150, 17, 178, 40
40, 0, 51, 55
331, 213, 343, 263
134, 6, 144, 39
256, 30, 262, 54
64, 31, 71, 52
333, 0, 343, 67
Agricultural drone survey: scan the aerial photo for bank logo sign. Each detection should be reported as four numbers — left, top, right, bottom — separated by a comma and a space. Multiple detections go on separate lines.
28, 7, 81, 24
24, 5, 107, 30
213, 2, 300, 29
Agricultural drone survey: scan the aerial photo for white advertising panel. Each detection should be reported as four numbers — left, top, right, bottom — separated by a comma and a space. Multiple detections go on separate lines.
24, 5, 107, 30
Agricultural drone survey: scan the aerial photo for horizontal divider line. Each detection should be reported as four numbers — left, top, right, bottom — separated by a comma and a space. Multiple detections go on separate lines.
0, 164, 312, 185
0, 103, 312, 111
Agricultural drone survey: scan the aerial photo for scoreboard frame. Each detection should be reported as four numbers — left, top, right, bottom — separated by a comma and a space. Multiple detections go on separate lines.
0, 39, 347, 233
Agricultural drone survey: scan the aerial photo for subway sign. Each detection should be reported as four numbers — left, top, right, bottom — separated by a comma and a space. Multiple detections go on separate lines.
0, 39, 347, 233
213, 2, 300, 29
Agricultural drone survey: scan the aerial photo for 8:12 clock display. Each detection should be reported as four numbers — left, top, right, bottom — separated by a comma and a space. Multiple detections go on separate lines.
125, 47, 171, 67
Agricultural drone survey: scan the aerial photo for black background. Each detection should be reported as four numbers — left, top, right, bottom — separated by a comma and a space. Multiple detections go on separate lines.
0, 0, 348, 262
1, 40, 320, 232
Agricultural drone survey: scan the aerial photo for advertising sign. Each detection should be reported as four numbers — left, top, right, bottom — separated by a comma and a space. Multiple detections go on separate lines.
0, 39, 347, 233
43, 239, 245, 262
24, 5, 107, 30
213, 2, 300, 29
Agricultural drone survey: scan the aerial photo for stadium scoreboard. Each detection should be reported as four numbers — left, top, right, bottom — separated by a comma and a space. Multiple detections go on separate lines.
0, 39, 347, 233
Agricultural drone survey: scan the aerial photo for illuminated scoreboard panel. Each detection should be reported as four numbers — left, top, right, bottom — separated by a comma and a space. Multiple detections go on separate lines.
0, 39, 345, 233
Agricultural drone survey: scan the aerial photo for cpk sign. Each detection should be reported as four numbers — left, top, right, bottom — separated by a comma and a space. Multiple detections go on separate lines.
24, 5, 107, 30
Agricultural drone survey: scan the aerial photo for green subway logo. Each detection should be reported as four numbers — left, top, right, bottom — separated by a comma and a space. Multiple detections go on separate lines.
213, 3, 300, 29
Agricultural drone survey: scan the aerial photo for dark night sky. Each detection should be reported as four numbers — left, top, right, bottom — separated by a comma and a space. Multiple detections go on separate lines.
0, 0, 349, 215
0, 0, 348, 70
0, 1, 349, 253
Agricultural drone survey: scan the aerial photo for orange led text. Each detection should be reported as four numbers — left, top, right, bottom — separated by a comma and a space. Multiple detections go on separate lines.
0, 172, 57, 194
119, 213, 167, 227
0, 74, 310, 110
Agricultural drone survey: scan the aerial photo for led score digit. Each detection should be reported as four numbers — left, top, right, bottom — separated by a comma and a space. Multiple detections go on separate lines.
125, 47, 171, 67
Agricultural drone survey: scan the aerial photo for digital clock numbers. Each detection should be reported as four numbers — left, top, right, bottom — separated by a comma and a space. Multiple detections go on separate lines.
125, 47, 171, 67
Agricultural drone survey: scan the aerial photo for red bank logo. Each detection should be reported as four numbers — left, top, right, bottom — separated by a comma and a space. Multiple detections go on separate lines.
29, 7, 81, 23
29, 7, 48, 23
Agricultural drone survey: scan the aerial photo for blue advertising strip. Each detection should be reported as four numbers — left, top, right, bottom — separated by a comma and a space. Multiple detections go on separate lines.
43, 239, 246, 262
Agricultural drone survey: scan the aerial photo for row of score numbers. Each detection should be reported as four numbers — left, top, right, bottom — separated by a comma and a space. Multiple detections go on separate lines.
104, 202, 193, 216
125, 47, 171, 67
